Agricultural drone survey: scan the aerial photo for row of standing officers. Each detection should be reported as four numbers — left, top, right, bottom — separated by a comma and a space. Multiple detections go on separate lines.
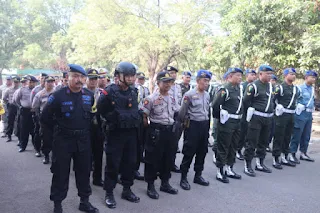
1, 62, 316, 213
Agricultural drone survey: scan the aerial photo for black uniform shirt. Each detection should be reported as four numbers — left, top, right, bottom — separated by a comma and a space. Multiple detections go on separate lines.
274, 82, 300, 110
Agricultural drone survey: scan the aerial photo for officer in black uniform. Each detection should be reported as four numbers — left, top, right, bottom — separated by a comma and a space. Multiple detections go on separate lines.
212, 68, 243, 183
243, 65, 275, 177
40, 64, 99, 213
180, 71, 192, 96
272, 68, 298, 169
86, 68, 104, 187
236, 69, 256, 160
98, 62, 141, 209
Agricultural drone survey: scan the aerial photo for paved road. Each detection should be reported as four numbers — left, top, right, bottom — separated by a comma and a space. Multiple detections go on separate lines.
1, 133, 320, 213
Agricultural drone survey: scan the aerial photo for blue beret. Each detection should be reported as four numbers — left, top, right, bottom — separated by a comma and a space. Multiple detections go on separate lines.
305, 70, 318, 77
29, 75, 39, 82
283, 68, 296, 76
227, 67, 243, 74
197, 69, 212, 79
245, 69, 256, 75
6, 76, 12, 80
69, 64, 87, 76
182, 71, 192, 77
259, 65, 274, 72
222, 72, 228, 80
271, 74, 278, 81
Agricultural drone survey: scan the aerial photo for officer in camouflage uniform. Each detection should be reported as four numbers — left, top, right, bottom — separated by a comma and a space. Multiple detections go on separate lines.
272, 68, 298, 169
142, 71, 179, 199
236, 69, 256, 160
212, 68, 243, 183
179, 70, 211, 190
32, 76, 55, 164
98, 62, 141, 209
3, 76, 20, 142
243, 65, 274, 177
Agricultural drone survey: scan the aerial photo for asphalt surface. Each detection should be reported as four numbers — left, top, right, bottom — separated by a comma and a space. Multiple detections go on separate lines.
1, 131, 320, 213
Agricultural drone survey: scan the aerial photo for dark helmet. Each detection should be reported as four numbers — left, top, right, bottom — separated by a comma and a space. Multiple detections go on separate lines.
115, 62, 136, 76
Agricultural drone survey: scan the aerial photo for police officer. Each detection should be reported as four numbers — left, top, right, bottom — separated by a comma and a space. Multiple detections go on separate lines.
0, 76, 13, 136
179, 70, 211, 190
212, 72, 228, 164
135, 71, 150, 180
243, 65, 275, 177
30, 73, 48, 157
32, 76, 55, 164
267, 74, 278, 152
236, 69, 257, 160
15, 75, 39, 154
212, 68, 243, 183
3, 76, 20, 142
180, 71, 192, 96
98, 62, 141, 209
86, 68, 104, 186
40, 64, 98, 213
142, 71, 179, 199
272, 68, 298, 169
165, 66, 183, 172
55, 72, 68, 91
289, 70, 317, 163
13, 75, 29, 146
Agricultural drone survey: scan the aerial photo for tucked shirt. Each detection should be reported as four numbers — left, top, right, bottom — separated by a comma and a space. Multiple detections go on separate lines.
32, 88, 54, 113
15, 87, 33, 108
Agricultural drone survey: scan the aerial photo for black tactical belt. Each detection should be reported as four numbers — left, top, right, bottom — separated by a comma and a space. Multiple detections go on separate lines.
150, 122, 173, 131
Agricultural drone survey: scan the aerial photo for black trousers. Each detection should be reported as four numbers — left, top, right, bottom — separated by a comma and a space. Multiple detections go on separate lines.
19, 108, 35, 150
41, 123, 53, 155
135, 124, 145, 171
237, 116, 248, 152
180, 120, 209, 174
32, 112, 41, 152
6, 103, 17, 136
14, 108, 20, 140
50, 130, 92, 202
144, 124, 177, 182
104, 128, 137, 192
244, 115, 272, 161
272, 114, 294, 157
216, 120, 240, 168
90, 121, 104, 181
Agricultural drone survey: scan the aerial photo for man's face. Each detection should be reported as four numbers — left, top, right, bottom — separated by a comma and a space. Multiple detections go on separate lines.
247, 73, 256, 82
285, 73, 296, 82
6, 79, 12, 87
305, 76, 316, 85
120, 74, 136, 86
87, 77, 98, 88
270, 79, 277, 85
229, 72, 242, 85
259, 71, 273, 82
197, 78, 210, 91
13, 81, 20, 87
137, 78, 145, 85
168, 71, 177, 80
182, 75, 191, 84
68, 72, 86, 90
158, 80, 173, 92
29, 81, 36, 89
40, 77, 46, 86
45, 81, 55, 90
98, 77, 107, 88
62, 77, 68, 86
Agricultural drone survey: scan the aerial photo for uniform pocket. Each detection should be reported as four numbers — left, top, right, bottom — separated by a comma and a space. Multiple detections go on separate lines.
61, 105, 74, 119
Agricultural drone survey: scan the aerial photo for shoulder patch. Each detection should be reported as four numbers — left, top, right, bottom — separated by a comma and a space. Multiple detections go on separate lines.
47, 95, 54, 104
101, 90, 108, 95
221, 90, 226, 97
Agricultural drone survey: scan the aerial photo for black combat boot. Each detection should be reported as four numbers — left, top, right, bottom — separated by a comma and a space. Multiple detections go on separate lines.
244, 160, 256, 177
79, 197, 99, 213
105, 191, 116, 209
180, 173, 191, 190
147, 182, 159, 199
272, 156, 282, 170
43, 154, 50, 164
216, 167, 229, 183
225, 165, 241, 179
194, 172, 209, 186
160, 180, 178, 194
134, 170, 144, 181
121, 187, 140, 203
255, 158, 272, 173
53, 201, 63, 213
6, 135, 12, 142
